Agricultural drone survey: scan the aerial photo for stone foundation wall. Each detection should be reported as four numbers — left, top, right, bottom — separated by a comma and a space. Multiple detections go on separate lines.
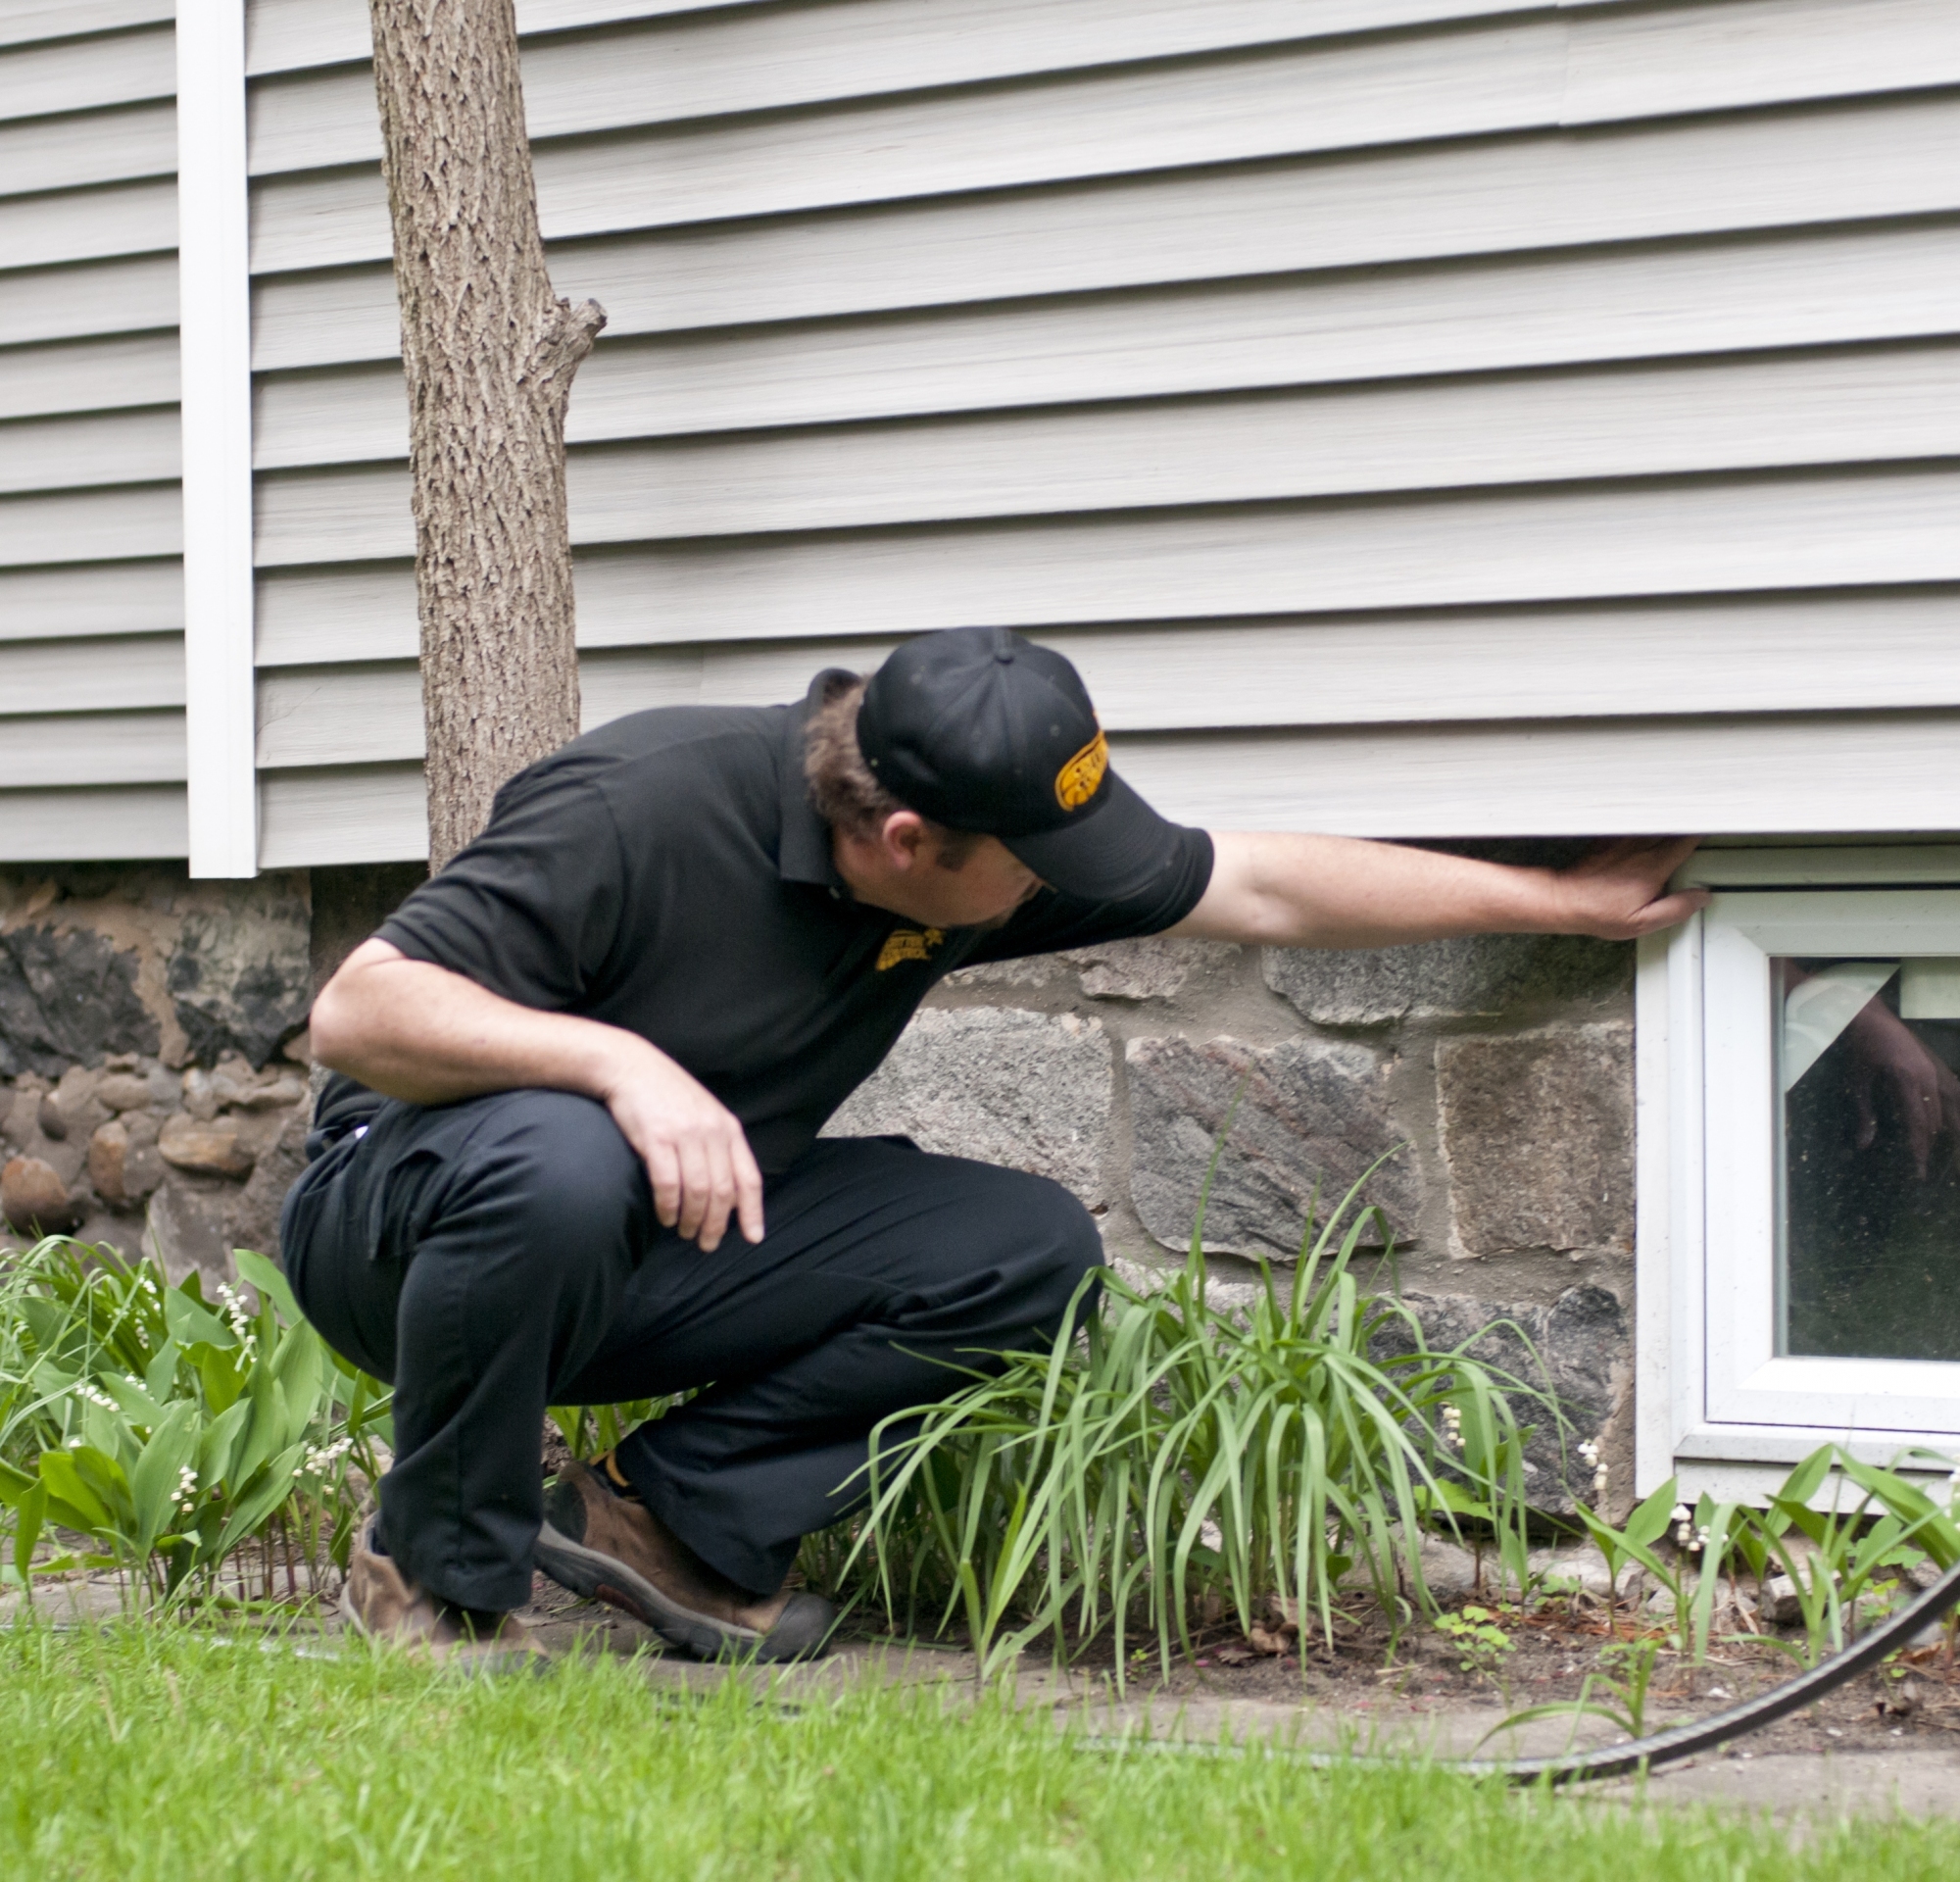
0, 867, 316, 1289
2, 860, 1641, 1511
829, 927, 1639, 1512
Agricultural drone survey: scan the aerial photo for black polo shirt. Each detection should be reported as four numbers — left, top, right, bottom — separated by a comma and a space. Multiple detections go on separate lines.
360, 675, 1213, 1173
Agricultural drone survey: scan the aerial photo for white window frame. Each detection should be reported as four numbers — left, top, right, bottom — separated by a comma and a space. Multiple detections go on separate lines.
1637, 848, 1960, 1502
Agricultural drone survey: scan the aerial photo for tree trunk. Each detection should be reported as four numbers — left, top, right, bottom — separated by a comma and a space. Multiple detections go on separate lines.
368, 0, 606, 870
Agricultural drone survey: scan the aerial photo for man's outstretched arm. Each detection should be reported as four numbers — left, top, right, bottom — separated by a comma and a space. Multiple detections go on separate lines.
311, 938, 764, 1251
1166, 833, 1706, 949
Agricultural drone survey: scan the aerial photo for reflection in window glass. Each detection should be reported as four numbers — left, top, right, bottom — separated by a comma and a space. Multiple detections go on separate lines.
1778, 958, 1960, 1361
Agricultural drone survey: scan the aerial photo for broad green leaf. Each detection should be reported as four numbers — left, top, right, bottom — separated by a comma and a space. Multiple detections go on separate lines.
11, 1479, 46, 1585
143, 1338, 181, 1403
234, 1248, 302, 1327
1624, 1476, 1680, 1551
130, 1400, 202, 1562
197, 1399, 251, 1487
99, 1370, 167, 1429
215, 1441, 308, 1558
165, 1284, 231, 1350
37, 1450, 114, 1536
193, 1341, 248, 1415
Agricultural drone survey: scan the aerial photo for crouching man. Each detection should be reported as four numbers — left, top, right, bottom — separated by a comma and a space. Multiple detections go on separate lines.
290, 627, 1702, 1671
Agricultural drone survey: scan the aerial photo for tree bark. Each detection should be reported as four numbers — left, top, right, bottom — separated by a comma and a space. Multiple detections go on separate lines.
368, 0, 606, 870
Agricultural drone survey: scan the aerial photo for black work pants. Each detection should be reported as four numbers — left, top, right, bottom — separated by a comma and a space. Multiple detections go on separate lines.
279, 1089, 1102, 1612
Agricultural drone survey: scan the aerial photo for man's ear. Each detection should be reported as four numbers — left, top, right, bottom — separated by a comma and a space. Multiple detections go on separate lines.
878, 809, 931, 870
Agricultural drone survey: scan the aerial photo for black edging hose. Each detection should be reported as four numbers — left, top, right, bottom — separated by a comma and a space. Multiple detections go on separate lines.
1083, 1557, 1960, 1785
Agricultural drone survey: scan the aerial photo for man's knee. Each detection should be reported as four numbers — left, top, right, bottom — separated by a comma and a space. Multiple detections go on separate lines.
453, 1089, 648, 1253
986, 1168, 1103, 1320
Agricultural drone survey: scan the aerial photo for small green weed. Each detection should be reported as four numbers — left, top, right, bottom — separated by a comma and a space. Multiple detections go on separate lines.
1434, 1604, 1514, 1677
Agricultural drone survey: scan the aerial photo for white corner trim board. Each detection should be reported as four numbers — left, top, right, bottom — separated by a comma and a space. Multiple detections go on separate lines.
177, 0, 259, 877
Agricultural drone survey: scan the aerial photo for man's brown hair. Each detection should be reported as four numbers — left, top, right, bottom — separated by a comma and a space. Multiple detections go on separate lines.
804, 671, 979, 865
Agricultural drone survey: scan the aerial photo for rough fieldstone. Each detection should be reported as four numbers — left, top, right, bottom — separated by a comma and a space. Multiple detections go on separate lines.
823, 1007, 1112, 1206
1070, 937, 1231, 1002
1264, 934, 1629, 1027
35, 1090, 67, 1140
167, 880, 312, 1067
88, 1114, 166, 1210
96, 1071, 156, 1113
143, 1178, 235, 1287
159, 1110, 256, 1179
1372, 1283, 1629, 1513
0, 1075, 84, 1187
2, 1155, 84, 1233
1437, 1024, 1634, 1256
228, 1102, 313, 1261
0, 923, 158, 1078
1125, 1036, 1418, 1259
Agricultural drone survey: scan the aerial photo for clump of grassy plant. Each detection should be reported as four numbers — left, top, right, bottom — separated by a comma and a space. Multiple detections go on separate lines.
0, 1236, 389, 1608
833, 1170, 1538, 1680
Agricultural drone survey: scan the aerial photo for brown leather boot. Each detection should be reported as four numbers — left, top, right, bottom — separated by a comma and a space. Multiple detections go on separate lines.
535, 1459, 838, 1662
338, 1515, 549, 1676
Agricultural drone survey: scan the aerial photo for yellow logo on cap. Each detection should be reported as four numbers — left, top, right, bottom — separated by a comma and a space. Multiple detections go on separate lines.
876, 926, 946, 971
1054, 728, 1108, 812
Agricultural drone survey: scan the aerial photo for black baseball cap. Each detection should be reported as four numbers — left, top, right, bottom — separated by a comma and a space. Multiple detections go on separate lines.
855, 626, 1186, 902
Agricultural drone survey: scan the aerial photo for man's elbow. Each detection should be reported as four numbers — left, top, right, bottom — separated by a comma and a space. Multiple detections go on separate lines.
306, 970, 367, 1075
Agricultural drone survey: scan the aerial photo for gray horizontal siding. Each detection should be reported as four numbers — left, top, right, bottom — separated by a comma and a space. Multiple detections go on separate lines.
0, 11, 182, 861
0, 25, 174, 122
252, 589, 1960, 769
0, 178, 176, 270
0, 785, 186, 861
0, 332, 177, 421
0, 3, 172, 51
0, 100, 176, 197
249, 94, 1960, 319
255, 705, 1960, 867
249, 342, 1960, 560
0, 0, 1933, 865
0, 255, 177, 349
0, 560, 180, 640
250, 221, 1960, 431
252, 467, 1960, 659
0, 709, 184, 785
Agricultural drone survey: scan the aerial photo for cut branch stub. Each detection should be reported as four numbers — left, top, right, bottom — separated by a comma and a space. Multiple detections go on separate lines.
368, 0, 608, 871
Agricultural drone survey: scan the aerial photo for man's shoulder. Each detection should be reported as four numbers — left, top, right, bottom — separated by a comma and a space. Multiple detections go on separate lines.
499, 705, 791, 813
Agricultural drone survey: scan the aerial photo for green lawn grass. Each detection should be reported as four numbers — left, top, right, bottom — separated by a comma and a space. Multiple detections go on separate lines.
2, 1622, 1953, 1882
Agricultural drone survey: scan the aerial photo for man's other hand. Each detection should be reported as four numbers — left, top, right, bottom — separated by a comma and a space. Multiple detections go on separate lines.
599, 1044, 765, 1253
1548, 836, 1710, 941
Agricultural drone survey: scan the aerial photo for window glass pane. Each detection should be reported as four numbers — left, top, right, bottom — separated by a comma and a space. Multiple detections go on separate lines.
1777, 957, 1960, 1361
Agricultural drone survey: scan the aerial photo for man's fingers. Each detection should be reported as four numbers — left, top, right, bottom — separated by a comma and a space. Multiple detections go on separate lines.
674, 1138, 712, 1242
1622, 887, 1712, 937
695, 1136, 737, 1254
733, 1135, 766, 1245
645, 1139, 682, 1229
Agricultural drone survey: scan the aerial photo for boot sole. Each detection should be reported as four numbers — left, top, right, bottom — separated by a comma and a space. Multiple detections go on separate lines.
534, 1520, 836, 1663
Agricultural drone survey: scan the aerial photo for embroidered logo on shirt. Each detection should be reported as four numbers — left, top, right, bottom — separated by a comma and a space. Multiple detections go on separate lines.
1054, 727, 1108, 812
876, 926, 946, 971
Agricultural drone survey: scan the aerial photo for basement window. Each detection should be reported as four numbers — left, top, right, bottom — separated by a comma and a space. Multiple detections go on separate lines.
1639, 862, 1960, 1500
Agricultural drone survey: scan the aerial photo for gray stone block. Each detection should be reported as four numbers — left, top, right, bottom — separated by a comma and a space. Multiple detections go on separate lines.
1437, 1023, 1634, 1256
1372, 1283, 1629, 1513
1264, 934, 1630, 1026
167, 879, 312, 1068
0, 923, 158, 1077
824, 1007, 1112, 1206
1126, 1035, 1418, 1259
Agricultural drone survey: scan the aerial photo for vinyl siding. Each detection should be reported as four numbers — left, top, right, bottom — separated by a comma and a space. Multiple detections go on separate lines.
0, 6, 182, 862
246, 0, 1960, 867
9, 0, 1960, 867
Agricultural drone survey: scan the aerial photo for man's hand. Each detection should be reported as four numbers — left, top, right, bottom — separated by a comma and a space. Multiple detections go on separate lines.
1170, 830, 1709, 951
596, 1041, 765, 1252
311, 938, 765, 1251
1543, 837, 1711, 941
